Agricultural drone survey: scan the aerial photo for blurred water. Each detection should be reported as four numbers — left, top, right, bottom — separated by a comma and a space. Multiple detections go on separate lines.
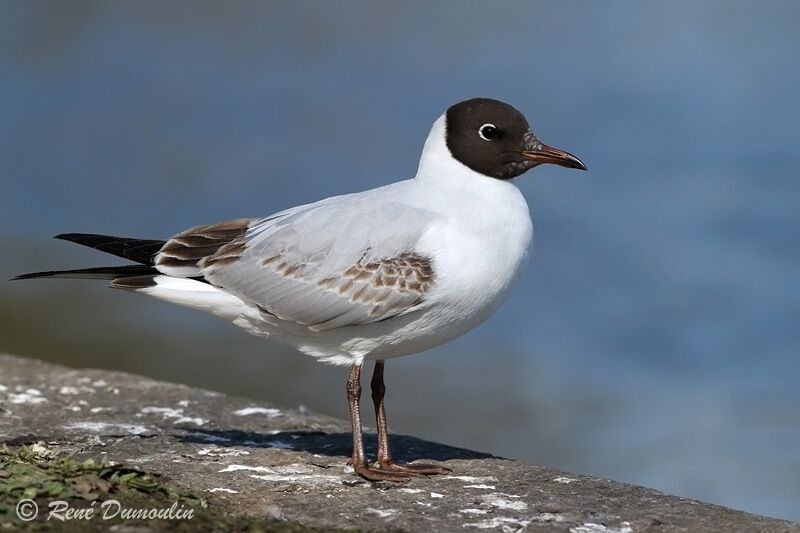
2, 0, 799, 521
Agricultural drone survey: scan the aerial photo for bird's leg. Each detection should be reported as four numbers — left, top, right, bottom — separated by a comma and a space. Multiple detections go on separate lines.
370, 360, 451, 476
346, 363, 410, 482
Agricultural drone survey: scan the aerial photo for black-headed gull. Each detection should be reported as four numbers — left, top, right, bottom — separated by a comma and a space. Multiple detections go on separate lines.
16, 98, 586, 481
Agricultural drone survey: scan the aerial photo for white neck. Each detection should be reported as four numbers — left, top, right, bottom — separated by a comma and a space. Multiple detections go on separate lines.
409, 116, 533, 330
413, 114, 522, 199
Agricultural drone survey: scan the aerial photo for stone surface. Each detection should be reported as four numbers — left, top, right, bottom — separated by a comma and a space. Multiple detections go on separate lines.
0, 353, 797, 532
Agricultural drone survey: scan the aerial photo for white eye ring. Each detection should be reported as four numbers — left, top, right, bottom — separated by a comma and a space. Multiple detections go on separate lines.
478, 123, 498, 141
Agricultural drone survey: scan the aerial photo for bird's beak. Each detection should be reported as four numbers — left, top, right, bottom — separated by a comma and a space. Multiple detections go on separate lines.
521, 143, 587, 171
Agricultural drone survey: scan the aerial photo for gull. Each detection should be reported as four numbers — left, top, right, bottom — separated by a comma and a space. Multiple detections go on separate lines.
15, 98, 585, 482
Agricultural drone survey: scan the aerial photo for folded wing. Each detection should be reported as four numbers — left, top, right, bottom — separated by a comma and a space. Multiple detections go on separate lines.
154, 195, 440, 332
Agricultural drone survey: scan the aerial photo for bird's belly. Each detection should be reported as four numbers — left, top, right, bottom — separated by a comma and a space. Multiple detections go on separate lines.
427, 225, 531, 331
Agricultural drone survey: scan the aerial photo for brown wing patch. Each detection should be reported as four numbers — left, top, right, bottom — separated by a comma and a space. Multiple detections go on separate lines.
156, 218, 253, 270
316, 252, 434, 318
260, 254, 309, 280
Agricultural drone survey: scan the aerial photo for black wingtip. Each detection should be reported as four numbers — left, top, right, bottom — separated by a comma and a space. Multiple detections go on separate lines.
11, 265, 159, 282
108, 275, 158, 289
53, 233, 96, 243
11, 272, 47, 281
53, 233, 88, 242
51, 233, 165, 265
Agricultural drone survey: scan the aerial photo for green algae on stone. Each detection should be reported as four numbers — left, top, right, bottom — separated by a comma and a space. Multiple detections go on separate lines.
0, 445, 354, 532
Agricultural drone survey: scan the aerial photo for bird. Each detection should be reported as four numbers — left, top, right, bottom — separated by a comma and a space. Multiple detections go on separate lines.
15, 97, 586, 482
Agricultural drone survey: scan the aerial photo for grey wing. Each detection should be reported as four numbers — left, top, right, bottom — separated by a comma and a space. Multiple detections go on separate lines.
154, 198, 439, 332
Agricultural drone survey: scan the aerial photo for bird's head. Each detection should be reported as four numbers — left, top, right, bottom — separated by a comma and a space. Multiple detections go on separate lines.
442, 97, 586, 180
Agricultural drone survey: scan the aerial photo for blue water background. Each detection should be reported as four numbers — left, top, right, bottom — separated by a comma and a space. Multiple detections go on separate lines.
1, 1, 798, 521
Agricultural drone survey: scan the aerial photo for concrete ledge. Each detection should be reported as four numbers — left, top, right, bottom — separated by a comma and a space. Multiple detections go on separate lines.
0, 353, 797, 532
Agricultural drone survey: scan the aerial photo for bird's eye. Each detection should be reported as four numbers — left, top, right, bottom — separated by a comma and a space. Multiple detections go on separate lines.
478, 123, 498, 141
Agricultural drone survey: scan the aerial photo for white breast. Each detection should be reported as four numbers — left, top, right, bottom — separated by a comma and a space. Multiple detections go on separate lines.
414, 175, 532, 338
401, 114, 534, 345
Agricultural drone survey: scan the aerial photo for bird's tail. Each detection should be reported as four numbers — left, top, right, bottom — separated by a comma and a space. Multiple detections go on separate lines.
12, 233, 165, 283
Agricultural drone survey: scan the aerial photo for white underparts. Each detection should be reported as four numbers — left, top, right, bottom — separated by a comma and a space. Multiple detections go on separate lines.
137, 276, 251, 322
